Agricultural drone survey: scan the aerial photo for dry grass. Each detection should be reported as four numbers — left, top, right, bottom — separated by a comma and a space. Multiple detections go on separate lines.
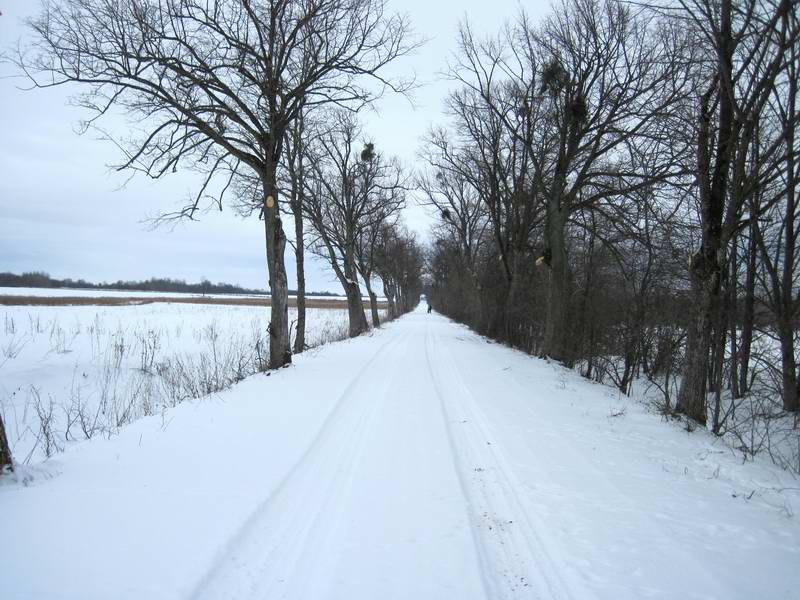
0, 294, 387, 310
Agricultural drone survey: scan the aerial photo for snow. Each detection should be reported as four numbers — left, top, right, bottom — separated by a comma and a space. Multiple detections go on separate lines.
1, 306, 798, 599
1, 302, 376, 463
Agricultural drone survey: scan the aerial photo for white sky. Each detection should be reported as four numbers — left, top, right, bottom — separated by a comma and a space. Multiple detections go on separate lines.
0, 0, 549, 293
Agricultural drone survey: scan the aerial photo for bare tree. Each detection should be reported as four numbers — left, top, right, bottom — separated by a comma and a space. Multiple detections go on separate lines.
285, 108, 309, 353
417, 130, 490, 325
19, 0, 417, 368
752, 30, 800, 412
417, 133, 489, 277
303, 112, 405, 336
426, 87, 542, 341
675, 0, 797, 423
355, 207, 398, 327
376, 224, 423, 315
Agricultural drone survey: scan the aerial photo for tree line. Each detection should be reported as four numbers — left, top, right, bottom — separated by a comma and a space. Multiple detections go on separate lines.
0, 271, 350, 297
423, 0, 799, 449
1, 271, 262, 296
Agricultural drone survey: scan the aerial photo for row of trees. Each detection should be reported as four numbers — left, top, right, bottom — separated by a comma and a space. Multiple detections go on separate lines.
0, 272, 278, 296
17, 0, 423, 370
424, 0, 799, 441
283, 111, 422, 339
0, 0, 424, 473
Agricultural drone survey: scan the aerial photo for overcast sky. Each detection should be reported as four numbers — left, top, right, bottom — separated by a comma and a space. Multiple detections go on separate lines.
0, 0, 547, 293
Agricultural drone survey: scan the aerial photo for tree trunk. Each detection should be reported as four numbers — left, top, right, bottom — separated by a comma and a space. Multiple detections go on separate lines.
780, 41, 798, 412
384, 280, 397, 319
677, 91, 724, 425
398, 285, 409, 314
0, 412, 12, 473
728, 237, 740, 400
778, 320, 799, 412
367, 288, 380, 327
263, 162, 291, 369
677, 2, 734, 425
343, 256, 369, 337
504, 252, 522, 345
574, 225, 596, 366
677, 271, 717, 425
739, 224, 757, 394
292, 202, 306, 354
620, 308, 643, 396
711, 276, 730, 434
288, 112, 307, 355
542, 207, 571, 362
344, 281, 369, 336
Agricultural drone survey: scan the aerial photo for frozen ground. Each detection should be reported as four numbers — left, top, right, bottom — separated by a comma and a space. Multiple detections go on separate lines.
1, 302, 376, 463
1, 306, 798, 599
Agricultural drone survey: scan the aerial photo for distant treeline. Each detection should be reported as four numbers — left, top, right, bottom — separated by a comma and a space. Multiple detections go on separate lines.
0, 271, 339, 297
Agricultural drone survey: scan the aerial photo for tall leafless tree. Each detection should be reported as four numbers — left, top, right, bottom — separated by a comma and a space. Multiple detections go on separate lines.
284, 108, 309, 353
303, 112, 406, 336
355, 207, 399, 327
751, 25, 800, 412
375, 224, 423, 314
417, 132, 489, 285
675, 0, 796, 423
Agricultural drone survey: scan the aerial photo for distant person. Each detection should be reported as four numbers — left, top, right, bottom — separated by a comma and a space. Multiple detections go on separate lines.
427, 303, 432, 314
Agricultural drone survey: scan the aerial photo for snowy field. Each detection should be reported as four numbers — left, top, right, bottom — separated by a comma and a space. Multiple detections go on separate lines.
1, 302, 382, 464
1, 307, 798, 599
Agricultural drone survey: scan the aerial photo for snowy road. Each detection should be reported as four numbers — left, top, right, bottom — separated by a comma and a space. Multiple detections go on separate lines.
2, 306, 799, 599
190, 325, 490, 600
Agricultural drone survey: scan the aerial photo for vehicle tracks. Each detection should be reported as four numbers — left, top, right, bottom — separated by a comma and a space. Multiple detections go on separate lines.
189, 330, 412, 600
425, 325, 585, 600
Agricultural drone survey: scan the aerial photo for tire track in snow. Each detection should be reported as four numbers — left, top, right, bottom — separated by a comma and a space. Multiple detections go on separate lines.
421, 325, 496, 599
187, 329, 412, 600
425, 325, 588, 600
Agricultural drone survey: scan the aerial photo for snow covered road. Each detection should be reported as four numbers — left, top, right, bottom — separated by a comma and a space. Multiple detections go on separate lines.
2, 306, 799, 599
190, 326, 488, 600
